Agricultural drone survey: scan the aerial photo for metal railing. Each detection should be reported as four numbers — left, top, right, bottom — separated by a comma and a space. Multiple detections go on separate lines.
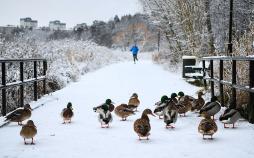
0, 59, 47, 116
201, 56, 254, 123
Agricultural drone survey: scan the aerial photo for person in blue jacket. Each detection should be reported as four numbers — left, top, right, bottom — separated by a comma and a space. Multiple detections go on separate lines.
130, 44, 139, 64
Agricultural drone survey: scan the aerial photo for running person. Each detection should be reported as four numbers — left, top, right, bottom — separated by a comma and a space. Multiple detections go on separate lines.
130, 44, 139, 64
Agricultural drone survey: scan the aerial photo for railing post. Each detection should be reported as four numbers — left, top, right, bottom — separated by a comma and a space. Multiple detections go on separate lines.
1, 62, 6, 116
20, 62, 24, 107
202, 60, 207, 87
33, 61, 38, 101
210, 60, 214, 98
219, 60, 224, 107
231, 60, 237, 109
43, 60, 47, 95
248, 61, 254, 123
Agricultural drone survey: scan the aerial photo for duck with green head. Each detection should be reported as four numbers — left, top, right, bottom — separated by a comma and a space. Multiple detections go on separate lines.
61, 102, 74, 124
154, 95, 170, 119
93, 99, 113, 128
163, 98, 178, 129
171, 93, 178, 104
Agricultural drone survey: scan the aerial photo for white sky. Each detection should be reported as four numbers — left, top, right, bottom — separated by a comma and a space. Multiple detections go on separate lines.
0, 0, 142, 28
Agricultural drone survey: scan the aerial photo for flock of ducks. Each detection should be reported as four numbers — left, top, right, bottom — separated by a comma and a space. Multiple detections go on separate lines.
92, 92, 243, 140
3, 91, 243, 144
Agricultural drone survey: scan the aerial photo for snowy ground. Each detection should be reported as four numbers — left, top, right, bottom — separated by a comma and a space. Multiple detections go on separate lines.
0, 56, 254, 158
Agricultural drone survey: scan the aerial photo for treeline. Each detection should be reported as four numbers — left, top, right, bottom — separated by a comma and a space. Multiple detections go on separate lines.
0, 13, 159, 52
139, 0, 254, 63
139, 0, 254, 107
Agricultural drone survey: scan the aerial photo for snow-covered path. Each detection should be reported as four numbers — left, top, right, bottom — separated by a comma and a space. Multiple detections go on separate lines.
0, 60, 254, 158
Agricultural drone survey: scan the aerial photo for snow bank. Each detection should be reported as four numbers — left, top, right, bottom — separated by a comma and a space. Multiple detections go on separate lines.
38, 40, 130, 88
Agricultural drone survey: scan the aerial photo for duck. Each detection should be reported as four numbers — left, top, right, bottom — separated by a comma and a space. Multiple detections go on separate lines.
171, 93, 178, 104
93, 104, 113, 128
93, 99, 115, 112
176, 92, 192, 116
133, 109, 155, 140
191, 92, 205, 112
114, 104, 135, 121
178, 91, 195, 102
178, 91, 185, 102
61, 102, 74, 124
219, 108, 242, 128
200, 96, 221, 120
198, 113, 218, 139
20, 120, 37, 145
154, 95, 170, 119
4, 104, 32, 125
163, 99, 178, 129
128, 93, 140, 111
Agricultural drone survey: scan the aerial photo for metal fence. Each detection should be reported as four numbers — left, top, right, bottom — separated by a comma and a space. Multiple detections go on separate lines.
0, 59, 47, 116
201, 56, 254, 123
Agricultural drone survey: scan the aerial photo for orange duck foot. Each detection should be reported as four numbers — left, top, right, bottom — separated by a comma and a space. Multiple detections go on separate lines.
166, 125, 175, 129
224, 123, 235, 128
203, 134, 213, 140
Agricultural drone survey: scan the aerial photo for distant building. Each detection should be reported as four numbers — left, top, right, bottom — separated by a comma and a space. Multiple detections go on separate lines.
74, 23, 88, 31
20, 17, 38, 29
49, 20, 66, 31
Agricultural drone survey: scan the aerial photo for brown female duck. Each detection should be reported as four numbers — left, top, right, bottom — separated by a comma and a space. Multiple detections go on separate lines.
198, 114, 218, 139
5, 104, 32, 125
114, 104, 135, 121
191, 92, 205, 112
20, 120, 37, 145
128, 93, 140, 111
176, 94, 192, 117
133, 109, 155, 140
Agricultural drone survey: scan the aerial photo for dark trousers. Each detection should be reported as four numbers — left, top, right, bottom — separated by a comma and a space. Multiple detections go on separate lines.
133, 54, 138, 63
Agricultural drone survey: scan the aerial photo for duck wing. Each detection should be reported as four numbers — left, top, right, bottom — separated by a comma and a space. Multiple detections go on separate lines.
219, 109, 237, 121
5, 108, 24, 121
199, 119, 217, 134
200, 102, 218, 113
62, 108, 74, 118
134, 119, 150, 136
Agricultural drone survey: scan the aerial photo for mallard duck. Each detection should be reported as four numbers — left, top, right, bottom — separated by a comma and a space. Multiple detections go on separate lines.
191, 92, 205, 112
198, 114, 218, 139
20, 120, 37, 145
178, 91, 185, 102
93, 99, 115, 112
93, 104, 113, 128
170, 93, 178, 104
219, 108, 242, 128
200, 96, 221, 120
154, 95, 169, 119
114, 104, 135, 121
176, 94, 192, 117
133, 109, 155, 140
61, 102, 74, 124
5, 104, 32, 125
178, 91, 195, 102
128, 93, 140, 111
163, 99, 178, 129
